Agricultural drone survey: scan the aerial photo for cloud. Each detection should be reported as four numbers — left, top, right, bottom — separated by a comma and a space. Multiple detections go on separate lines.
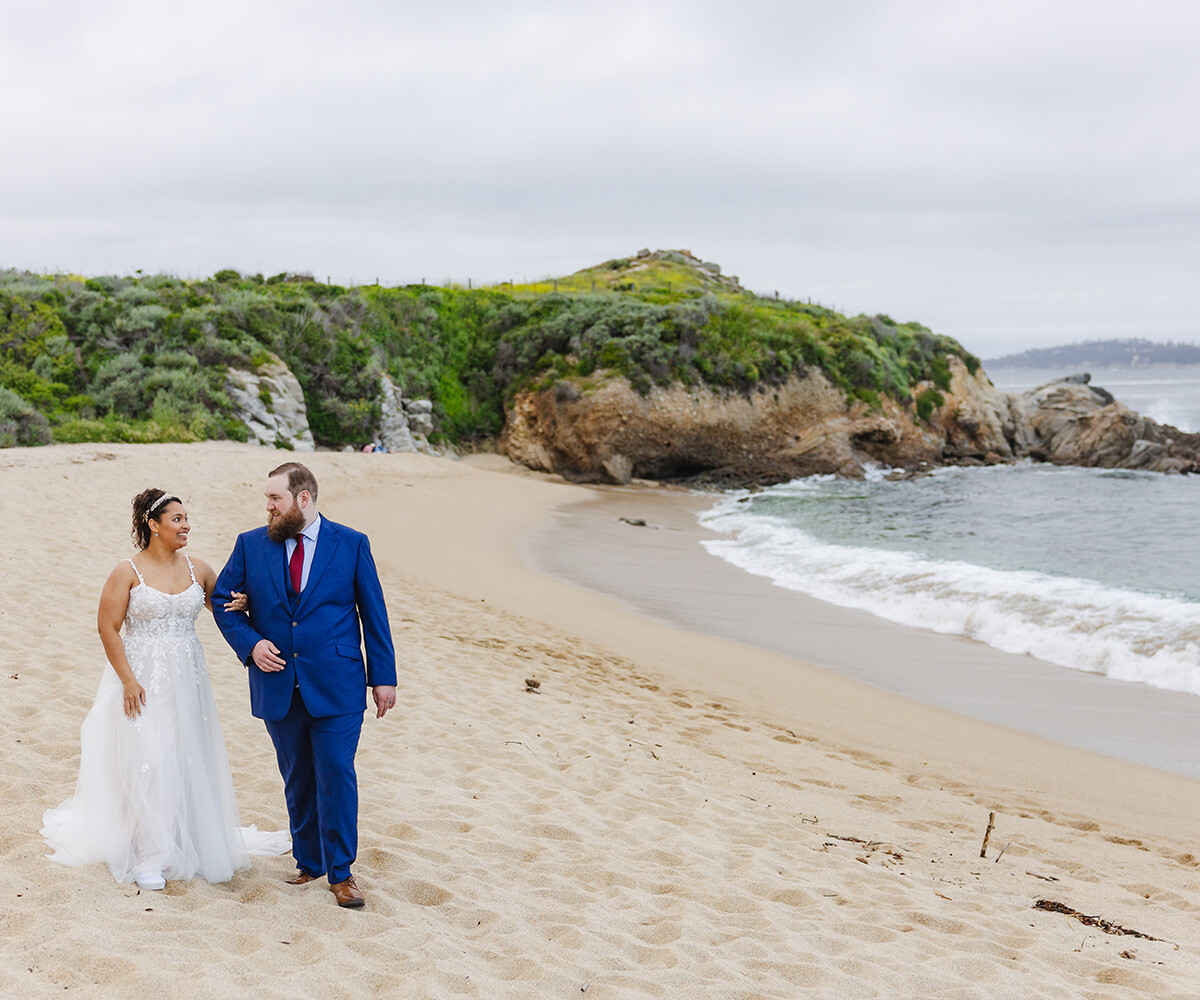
2, 0, 1198, 355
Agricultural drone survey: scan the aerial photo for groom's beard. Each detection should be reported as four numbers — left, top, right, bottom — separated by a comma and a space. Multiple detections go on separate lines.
267, 504, 306, 543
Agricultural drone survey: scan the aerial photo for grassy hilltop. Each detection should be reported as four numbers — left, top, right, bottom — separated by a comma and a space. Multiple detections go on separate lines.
0, 249, 977, 449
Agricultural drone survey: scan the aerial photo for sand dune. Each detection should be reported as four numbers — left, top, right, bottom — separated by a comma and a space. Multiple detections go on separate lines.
4, 442, 1200, 998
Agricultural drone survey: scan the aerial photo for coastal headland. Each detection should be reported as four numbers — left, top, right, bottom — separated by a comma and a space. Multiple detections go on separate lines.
5, 441, 1200, 998
7, 250, 1198, 484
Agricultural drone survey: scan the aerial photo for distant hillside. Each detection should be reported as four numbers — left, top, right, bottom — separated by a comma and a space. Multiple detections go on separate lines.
987, 338, 1200, 368
1, 249, 978, 448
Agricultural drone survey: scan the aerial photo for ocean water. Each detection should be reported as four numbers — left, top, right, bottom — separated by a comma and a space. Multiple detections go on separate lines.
699, 365, 1200, 699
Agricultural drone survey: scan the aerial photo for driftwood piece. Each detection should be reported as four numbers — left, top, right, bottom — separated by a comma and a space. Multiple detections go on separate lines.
1033, 900, 1163, 941
980, 811, 996, 858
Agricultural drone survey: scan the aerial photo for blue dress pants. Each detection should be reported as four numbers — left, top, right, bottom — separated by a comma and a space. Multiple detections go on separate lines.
265, 686, 363, 884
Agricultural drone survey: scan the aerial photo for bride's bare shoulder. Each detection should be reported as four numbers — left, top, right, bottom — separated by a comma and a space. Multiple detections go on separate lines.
106, 558, 138, 583
189, 556, 218, 587
99, 558, 139, 608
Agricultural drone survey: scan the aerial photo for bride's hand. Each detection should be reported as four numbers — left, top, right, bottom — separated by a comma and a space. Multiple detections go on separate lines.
224, 591, 249, 612
123, 680, 146, 719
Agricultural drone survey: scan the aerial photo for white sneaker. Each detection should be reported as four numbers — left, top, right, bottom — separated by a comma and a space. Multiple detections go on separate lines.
135, 872, 165, 891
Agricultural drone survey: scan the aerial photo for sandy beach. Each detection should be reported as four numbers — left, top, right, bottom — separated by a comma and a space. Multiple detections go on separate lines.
5, 442, 1200, 999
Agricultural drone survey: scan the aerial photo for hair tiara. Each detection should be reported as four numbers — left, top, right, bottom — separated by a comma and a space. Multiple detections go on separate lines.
146, 492, 172, 518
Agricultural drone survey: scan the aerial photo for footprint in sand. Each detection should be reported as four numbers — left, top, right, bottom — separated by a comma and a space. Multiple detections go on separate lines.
402, 879, 452, 907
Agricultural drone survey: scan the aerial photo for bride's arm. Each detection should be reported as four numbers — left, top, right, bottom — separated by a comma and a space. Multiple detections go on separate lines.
194, 557, 247, 614
97, 564, 143, 719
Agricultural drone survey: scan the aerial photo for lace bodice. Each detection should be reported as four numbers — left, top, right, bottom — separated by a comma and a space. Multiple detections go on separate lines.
123, 557, 204, 641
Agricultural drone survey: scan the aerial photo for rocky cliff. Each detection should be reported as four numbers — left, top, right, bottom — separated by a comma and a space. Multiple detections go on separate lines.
499, 360, 1200, 484
225, 355, 316, 451
225, 358, 440, 454
378, 374, 438, 454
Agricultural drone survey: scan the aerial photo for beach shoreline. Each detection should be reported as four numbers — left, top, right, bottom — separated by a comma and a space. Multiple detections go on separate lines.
521, 483, 1200, 780
6, 442, 1200, 998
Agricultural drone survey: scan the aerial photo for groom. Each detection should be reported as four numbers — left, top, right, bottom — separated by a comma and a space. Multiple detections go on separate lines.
212, 461, 396, 908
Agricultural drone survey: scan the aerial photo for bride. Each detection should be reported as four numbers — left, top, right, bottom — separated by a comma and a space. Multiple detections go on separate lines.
42, 488, 288, 890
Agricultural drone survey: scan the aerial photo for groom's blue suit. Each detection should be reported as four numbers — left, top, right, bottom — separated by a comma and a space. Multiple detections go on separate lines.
212, 517, 395, 884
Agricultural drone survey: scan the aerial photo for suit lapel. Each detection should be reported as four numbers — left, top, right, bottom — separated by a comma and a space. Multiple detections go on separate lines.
296, 518, 341, 611
262, 532, 288, 607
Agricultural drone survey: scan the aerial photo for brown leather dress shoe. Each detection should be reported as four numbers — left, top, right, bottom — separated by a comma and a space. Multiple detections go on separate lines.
285, 871, 319, 885
330, 875, 365, 908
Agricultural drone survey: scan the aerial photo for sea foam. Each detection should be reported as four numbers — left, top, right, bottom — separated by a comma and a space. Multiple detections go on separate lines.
700, 492, 1200, 697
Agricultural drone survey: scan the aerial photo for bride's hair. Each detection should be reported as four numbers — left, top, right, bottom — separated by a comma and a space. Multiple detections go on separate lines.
131, 488, 182, 550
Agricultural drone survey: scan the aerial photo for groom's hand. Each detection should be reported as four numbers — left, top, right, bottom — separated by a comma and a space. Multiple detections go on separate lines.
372, 685, 397, 718
252, 639, 287, 672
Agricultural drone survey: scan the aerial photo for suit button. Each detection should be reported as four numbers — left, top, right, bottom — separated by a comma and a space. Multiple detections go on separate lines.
292, 622, 297, 627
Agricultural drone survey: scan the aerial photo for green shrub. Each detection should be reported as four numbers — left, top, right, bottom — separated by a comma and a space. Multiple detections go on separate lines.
915, 387, 945, 422
929, 355, 952, 391
223, 417, 250, 442
0, 386, 51, 446
93, 354, 150, 415
52, 414, 198, 444
115, 284, 160, 307
853, 386, 881, 409
4, 262, 981, 451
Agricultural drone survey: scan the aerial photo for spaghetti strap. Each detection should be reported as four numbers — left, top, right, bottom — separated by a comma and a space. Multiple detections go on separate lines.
126, 558, 145, 585
184, 555, 197, 585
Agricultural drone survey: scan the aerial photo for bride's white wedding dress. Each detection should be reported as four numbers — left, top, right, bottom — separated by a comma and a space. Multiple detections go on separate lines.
42, 556, 289, 887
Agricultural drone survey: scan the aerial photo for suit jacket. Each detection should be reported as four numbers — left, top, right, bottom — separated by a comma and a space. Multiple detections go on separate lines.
212, 518, 397, 720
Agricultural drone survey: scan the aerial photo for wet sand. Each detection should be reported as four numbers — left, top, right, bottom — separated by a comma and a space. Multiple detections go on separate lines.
523, 486, 1200, 779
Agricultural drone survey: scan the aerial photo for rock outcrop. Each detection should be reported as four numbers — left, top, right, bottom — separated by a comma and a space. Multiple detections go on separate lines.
378, 374, 437, 454
1011, 376, 1200, 473
499, 360, 1200, 484
501, 369, 947, 485
615, 247, 746, 293
224, 365, 440, 454
225, 354, 315, 451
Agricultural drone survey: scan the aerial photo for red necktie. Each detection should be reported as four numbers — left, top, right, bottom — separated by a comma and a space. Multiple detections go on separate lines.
289, 535, 305, 593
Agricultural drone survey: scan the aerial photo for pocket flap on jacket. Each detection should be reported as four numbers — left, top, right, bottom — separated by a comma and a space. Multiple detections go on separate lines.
335, 643, 363, 660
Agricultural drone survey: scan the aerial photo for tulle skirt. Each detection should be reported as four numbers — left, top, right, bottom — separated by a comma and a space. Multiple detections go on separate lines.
42, 633, 289, 885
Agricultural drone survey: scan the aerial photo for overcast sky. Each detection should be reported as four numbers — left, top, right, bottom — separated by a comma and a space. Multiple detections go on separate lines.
3, 1, 1198, 358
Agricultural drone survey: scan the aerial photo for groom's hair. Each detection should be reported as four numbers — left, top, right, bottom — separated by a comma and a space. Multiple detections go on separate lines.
270, 461, 318, 503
